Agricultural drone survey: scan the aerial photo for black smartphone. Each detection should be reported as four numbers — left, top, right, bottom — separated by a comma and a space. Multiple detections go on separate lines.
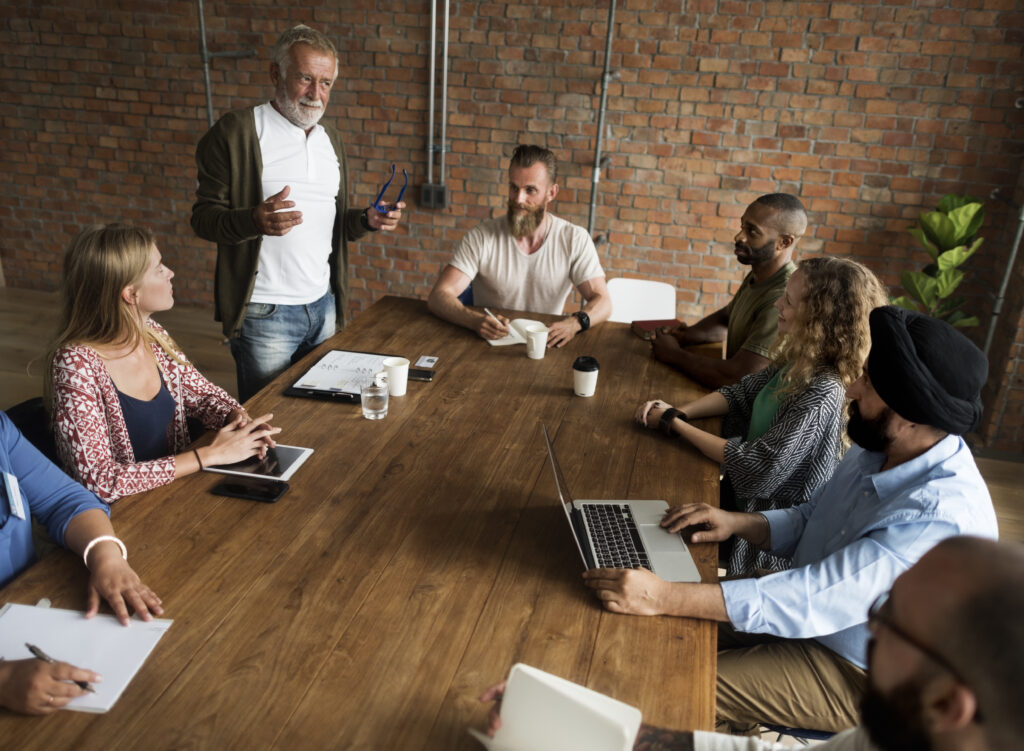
211, 477, 289, 503
409, 368, 434, 382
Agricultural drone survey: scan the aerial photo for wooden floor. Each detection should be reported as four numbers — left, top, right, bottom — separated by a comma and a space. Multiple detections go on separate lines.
2, 286, 1021, 543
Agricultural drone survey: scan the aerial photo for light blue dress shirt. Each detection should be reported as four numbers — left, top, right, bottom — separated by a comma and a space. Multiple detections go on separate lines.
0, 412, 109, 589
721, 434, 997, 668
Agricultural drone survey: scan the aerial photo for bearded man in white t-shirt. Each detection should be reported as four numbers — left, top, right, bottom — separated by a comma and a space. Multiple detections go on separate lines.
191, 25, 404, 402
427, 145, 611, 347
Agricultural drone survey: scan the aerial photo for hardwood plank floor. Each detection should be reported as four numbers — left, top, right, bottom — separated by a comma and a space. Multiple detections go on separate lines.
2, 286, 1020, 543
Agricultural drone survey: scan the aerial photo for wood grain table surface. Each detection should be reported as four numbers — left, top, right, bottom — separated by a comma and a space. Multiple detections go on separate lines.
0, 296, 720, 749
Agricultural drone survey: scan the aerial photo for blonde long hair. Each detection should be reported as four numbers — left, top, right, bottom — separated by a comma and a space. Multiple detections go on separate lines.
46, 223, 184, 406
773, 256, 888, 398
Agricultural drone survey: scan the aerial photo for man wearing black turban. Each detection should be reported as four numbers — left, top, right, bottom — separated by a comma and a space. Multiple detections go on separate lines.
583, 307, 999, 736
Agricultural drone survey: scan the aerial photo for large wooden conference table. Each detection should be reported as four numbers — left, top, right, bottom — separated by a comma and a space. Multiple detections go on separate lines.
0, 296, 720, 749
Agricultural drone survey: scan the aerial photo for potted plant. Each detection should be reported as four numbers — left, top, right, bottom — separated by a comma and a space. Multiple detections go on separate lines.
892, 194, 984, 327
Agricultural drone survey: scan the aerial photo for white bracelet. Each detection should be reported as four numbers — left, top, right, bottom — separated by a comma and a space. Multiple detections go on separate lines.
82, 536, 128, 568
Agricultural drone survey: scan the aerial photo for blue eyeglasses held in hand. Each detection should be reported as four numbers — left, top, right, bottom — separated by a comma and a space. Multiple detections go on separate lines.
373, 164, 408, 214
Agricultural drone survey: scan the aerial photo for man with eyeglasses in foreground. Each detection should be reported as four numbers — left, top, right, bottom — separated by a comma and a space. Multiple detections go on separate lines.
583, 307, 998, 734
482, 536, 1024, 751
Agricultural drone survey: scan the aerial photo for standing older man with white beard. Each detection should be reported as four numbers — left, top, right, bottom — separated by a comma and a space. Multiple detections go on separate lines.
191, 25, 405, 402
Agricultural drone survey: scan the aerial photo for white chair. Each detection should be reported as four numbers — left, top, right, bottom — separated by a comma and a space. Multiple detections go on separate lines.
606, 277, 677, 323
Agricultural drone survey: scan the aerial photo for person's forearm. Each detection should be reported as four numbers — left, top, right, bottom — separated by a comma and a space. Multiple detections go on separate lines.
659, 582, 729, 620
62, 509, 119, 560
634, 725, 695, 750
663, 348, 746, 389
580, 291, 612, 326
678, 391, 729, 420
674, 422, 727, 464
677, 311, 728, 345
427, 288, 484, 332
732, 512, 771, 549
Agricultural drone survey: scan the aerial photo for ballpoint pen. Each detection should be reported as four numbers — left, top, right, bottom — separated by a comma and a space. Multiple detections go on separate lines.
26, 643, 96, 692
483, 308, 507, 330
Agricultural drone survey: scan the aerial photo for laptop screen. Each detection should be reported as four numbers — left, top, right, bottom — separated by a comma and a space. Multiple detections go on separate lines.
541, 424, 588, 567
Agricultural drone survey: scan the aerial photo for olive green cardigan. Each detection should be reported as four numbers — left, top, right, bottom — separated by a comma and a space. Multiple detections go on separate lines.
190, 106, 368, 339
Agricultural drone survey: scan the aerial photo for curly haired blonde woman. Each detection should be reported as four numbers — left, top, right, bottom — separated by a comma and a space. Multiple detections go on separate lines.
47, 223, 280, 502
636, 256, 888, 575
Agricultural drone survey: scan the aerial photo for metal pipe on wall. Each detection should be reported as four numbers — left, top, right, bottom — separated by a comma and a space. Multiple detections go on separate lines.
588, 0, 617, 237
439, 0, 450, 183
426, 0, 437, 186
196, 0, 255, 128
984, 201, 1024, 357
421, 1, 450, 209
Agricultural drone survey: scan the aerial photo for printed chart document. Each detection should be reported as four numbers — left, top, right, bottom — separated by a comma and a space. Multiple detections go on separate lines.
0, 603, 173, 713
285, 349, 398, 401
469, 663, 641, 751
488, 319, 545, 346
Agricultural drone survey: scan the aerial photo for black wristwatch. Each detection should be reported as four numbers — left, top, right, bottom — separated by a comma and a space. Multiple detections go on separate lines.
572, 311, 590, 332
360, 208, 378, 232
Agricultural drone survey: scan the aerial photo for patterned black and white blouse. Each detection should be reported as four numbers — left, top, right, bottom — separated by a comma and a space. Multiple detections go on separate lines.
718, 365, 846, 575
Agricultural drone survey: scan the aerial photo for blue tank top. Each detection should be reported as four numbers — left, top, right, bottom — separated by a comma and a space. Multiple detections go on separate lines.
115, 375, 176, 462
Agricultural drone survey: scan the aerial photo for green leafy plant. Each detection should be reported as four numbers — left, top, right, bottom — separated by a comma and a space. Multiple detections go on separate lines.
892, 194, 984, 327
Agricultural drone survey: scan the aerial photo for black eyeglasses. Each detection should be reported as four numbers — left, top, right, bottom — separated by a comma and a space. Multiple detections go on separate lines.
867, 590, 966, 684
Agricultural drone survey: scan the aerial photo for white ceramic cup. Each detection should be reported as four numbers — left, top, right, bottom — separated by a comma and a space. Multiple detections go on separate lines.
382, 356, 410, 396
525, 324, 549, 359
572, 356, 600, 397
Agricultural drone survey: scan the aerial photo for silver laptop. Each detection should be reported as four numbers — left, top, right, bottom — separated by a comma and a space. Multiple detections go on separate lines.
542, 425, 701, 582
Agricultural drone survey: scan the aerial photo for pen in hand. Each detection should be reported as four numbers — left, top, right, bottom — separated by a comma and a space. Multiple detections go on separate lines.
26, 643, 96, 693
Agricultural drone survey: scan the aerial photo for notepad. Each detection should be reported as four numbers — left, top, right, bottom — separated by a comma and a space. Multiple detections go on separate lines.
468, 663, 642, 751
487, 319, 546, 346
0, 603, 173, 713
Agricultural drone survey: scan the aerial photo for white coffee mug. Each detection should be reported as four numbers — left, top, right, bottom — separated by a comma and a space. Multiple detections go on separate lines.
382, 356, 410, 396
525, 324, 549, 359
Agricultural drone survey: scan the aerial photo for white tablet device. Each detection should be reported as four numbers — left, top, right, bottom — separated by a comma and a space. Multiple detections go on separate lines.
203, 444, 314, 482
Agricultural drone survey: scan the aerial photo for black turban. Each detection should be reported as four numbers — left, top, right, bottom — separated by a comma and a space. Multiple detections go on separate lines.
867, 306, 987, 435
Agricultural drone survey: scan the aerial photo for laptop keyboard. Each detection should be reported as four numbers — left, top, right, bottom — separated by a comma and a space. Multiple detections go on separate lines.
581, 504, 651, 569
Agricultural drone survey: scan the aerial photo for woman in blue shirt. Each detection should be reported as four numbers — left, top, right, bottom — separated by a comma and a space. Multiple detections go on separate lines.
635, 257, 888, 574
0, 412, 161, 714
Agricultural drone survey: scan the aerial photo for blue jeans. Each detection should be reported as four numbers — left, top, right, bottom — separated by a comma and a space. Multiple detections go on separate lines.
230, 290, 336, 402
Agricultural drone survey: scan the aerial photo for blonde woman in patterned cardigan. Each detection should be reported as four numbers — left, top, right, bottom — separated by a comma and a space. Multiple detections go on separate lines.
636, 257, 888, 575
47, 223, 280, 502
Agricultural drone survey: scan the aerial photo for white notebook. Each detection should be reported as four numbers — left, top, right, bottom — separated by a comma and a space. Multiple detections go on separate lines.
469, 663, 642, 751
0, 603, 173, 713
487, 319, 545, 346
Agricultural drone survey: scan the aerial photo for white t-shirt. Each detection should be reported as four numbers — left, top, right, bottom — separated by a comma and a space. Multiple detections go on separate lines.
449, 214, 604, 315
251, 102, 340, 305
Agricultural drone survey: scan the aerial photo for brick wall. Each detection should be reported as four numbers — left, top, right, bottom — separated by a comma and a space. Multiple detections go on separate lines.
1, 0, 1022, 449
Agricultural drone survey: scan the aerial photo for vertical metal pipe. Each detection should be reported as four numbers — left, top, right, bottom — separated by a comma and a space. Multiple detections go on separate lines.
427, 0, 437, 185
197, 0, 215, 128
984, 202, 1024, 356
588, 0, 616, 236
439, 0, 450, 184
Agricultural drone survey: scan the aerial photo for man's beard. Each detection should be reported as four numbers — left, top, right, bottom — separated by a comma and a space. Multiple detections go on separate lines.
860, 674, 933, 751
274, 90, 325, 130
734, 238, 776, 265
847, 401, 895, 452
507, 200, 546, 239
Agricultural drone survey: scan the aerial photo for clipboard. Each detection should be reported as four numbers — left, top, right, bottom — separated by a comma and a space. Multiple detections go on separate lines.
284, 349, 400, 402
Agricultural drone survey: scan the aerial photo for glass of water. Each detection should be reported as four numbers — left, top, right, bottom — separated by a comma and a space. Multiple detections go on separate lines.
360, 378, 388, 420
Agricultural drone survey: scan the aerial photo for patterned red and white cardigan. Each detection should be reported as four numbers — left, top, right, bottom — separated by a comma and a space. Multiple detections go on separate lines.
50, 320, 240, 503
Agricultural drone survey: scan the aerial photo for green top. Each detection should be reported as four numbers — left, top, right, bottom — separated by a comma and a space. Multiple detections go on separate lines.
724, 262, 795, 359
745, 368, 785, 441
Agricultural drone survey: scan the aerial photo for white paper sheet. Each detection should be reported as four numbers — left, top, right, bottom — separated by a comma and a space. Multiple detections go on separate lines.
0, 603, 172, 713
292, 350, 390, 393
